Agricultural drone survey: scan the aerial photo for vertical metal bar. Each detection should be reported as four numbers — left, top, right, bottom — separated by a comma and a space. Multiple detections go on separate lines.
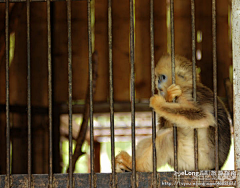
170, 0, 178, 173
232, 0, 240, 186
212, 0, 219, 174
66, 0, 73, 186
191, 0, 198, 172
108, 0, 116, 187
26, 0, 32, 186
47, 0, 53, 187
130, 0, 136, 187
150, 0, 157, 187
5, 0, 10, 186
87, 0, 94, 187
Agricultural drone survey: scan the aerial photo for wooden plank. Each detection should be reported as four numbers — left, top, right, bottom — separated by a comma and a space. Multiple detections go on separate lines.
196, 0, 230, 97
196, 0, 213, 90
0, 114, 6, 174
112, 1, 130, 101
154, 0, 167, 64
216, 0, 231, 97
135, 0, 151, 99
53, 1, 89, 102
95, 0, 109, 101
9, 3, 50, 174
174, 0, 192, 60
9, 4, 28, 174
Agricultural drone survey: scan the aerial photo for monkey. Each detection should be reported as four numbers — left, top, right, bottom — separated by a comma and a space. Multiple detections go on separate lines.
115, 54, 231, 172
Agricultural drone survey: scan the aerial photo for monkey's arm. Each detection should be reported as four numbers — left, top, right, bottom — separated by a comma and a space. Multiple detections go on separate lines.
150, 94, 215, 128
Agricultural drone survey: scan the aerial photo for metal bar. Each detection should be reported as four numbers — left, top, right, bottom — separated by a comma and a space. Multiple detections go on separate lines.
87, 0, 94, 187
47, 0, 53, 187
212, 0, 219, 174
0, 104, 48, 114
5, 0, 10, 186
66, 0, 73, 185
170, 0, 178, 173
108, 0, 116, 187
26, 0, 32, 186
191, 0, 198, 173
130, 0, 136, 187
150, 0, 157, 187
0, 171, 237, 187
232, 0, 240, 187
0, 0, 86, 2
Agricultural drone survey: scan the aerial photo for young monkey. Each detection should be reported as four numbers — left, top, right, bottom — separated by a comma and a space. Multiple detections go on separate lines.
115, 55, 231, 172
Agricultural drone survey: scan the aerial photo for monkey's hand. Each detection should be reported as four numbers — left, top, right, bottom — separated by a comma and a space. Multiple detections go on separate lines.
150, 94, 166, 109
166, 84, 182, 102
115, 151, 132, 172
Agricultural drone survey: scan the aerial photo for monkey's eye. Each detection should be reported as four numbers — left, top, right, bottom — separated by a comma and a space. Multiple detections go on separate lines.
178, 74, 184, 79
158, 74, 167, 83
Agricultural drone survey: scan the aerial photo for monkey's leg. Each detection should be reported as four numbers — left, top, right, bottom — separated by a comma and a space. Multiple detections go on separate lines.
115, 128, 173, 172
150, 95, 215, 128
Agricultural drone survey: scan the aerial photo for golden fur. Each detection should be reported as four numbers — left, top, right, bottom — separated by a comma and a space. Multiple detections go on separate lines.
115, 55, 231, 172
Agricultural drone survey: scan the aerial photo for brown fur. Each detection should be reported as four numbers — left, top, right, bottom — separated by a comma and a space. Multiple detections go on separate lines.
115, 55, 231, 172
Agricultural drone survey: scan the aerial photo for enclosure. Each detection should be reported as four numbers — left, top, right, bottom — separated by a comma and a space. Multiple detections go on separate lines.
0, 0, 239, 187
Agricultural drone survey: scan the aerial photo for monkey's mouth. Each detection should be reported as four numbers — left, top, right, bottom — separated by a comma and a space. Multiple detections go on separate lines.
159, 89, 165, 96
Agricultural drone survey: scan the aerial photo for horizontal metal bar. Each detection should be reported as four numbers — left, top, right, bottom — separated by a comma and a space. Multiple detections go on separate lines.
0, 0, 86, 2
0, 102, 151, 115
0, 171, 236, 187
0, 104, 48, 114
58, 102, 151, 114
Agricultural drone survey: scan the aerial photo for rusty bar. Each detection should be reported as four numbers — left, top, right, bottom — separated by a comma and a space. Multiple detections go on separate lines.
26, 0, 32, 186
47, 0, 53, 187
191, 0, 198, 173
87, 0, 94, 187
150, 0, 157, 187
66, 0, 73, 185
232, 0, 240, 186
130, 0, 136, 187
5, 0, 10, 186
0, 171, 237, 187
1, 0, 86, 1
108, 0, 116, 187
212, 0, 219, 175
170, 0, 178, 174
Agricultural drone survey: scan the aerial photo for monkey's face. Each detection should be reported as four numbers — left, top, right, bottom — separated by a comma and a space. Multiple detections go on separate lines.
155, 55, 197, 97
155, 62, 172, 97
155, 72, 171, 97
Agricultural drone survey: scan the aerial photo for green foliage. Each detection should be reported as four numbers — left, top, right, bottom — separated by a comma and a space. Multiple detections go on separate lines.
61, 140, 89, 173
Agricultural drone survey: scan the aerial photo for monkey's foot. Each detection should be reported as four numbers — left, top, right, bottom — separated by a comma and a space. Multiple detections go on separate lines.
166, 84, 182, 102
150, 94, 166, 109
115, 151, 132, 172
